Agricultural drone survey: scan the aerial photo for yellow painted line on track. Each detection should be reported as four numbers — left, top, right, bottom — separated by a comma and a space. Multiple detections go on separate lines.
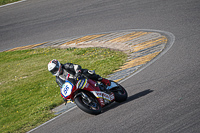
60, 34, 106, 46
108, 32, 149, 43
6, 42, 46, 52
115, 51, 161, 72
113, 78, 123, 82
131, 36, 167, 52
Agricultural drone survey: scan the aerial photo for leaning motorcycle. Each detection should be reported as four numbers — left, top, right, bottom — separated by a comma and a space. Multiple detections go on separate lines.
60, 75, 128, 115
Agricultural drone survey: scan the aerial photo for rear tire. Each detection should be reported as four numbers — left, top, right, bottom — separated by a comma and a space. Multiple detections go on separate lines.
74, 92, 102, 115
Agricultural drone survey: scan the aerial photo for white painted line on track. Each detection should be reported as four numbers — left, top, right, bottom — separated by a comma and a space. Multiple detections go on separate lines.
27, 106, 77, 133
0, 0, 26, 8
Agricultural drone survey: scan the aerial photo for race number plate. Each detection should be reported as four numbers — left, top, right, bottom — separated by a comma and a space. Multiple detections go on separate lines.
60, 81, 73, 98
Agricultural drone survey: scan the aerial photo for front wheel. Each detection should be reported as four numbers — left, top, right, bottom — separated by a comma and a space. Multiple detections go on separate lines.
74, 92, 102, 115
110, 82, 128, 102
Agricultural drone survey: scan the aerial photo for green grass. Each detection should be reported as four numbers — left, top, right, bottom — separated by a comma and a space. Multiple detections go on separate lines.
0, 0, 20, 5
0, 47, 127, 133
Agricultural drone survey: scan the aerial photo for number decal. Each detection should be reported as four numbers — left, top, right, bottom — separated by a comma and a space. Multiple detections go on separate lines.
60, 81, 73, 98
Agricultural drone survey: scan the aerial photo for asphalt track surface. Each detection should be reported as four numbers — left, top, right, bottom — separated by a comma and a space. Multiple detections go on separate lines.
1, 0, 200, 133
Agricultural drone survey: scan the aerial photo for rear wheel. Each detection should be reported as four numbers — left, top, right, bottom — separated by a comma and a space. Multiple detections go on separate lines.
74, 92, 102, 115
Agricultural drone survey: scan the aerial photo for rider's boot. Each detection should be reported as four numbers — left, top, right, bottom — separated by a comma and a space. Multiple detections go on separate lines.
101, 78, 111, 86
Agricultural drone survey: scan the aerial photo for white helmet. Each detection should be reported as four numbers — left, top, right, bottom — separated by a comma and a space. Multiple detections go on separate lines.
48, 59, 61, 76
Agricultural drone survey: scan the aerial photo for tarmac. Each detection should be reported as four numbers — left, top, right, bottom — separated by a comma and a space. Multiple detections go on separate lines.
6, 29, 174, 115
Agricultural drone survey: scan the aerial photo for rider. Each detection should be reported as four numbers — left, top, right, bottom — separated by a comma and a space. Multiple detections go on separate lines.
48, 59, 111, 88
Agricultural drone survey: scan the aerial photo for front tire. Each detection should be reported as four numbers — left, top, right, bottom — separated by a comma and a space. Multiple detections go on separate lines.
111, 82, 127, 102
74, 92, 102, 115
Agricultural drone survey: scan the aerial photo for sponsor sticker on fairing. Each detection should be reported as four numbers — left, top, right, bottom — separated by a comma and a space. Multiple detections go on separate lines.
110, 93, 115, 101
76, 79, 88, 89
91, 91, 114, 101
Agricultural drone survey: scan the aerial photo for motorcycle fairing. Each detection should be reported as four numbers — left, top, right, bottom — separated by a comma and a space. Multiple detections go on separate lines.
91, 91, 115, 102
60, 81, 74, 99
106, 81, 118, 90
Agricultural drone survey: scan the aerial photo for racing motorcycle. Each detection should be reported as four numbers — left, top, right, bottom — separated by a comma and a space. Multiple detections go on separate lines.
60, 74, 128, 115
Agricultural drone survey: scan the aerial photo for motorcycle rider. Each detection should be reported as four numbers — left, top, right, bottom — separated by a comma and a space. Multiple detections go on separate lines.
48, 59, 111, 88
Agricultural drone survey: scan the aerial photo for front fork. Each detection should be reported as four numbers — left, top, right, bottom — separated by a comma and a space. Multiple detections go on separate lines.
81, 92, 92, 103
64, 92, 88, 105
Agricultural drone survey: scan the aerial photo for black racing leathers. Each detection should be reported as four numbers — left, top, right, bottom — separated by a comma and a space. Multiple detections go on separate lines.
56, 63, 102, 88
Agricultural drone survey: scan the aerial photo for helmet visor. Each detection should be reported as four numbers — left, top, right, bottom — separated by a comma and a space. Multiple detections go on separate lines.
50, 64, 60, 75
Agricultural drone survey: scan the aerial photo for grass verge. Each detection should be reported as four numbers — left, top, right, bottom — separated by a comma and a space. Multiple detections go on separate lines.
0, 0, 20, 5
0, 47, 127, 133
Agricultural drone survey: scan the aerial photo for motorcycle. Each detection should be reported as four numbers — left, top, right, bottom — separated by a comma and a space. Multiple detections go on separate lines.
60, 74, 128, 115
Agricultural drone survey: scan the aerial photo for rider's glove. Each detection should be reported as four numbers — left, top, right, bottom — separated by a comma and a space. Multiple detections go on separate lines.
75, 70, 82, 80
